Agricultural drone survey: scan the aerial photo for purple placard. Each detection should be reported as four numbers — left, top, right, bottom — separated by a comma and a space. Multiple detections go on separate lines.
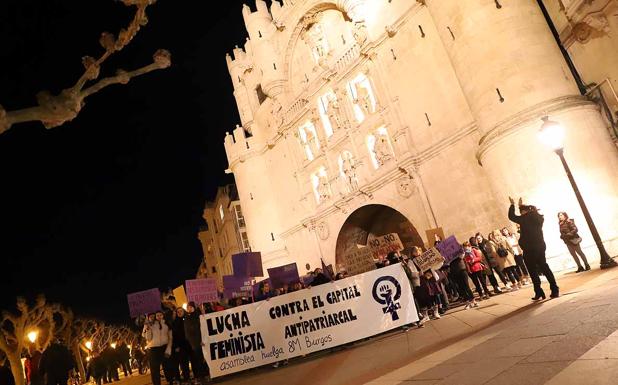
232, 252, 264, 278
127, 288, 161, 318
223, 275, 253, 300
436, 235, 464, 264
185, 278, 218, 304
267, 263, 300, 289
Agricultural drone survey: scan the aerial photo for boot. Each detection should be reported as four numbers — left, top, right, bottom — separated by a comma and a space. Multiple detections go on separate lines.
550, 287, 560, 299
432, 305, 441, 319
575, 266, 584, 273
531, 289, 546, 301
584, 264, 591, 271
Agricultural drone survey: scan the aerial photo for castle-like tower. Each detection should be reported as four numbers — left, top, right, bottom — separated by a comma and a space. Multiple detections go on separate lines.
224, 0, 618, 274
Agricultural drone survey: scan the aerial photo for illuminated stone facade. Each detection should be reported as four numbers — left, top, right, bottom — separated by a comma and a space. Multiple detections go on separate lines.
223, 0, 618, 275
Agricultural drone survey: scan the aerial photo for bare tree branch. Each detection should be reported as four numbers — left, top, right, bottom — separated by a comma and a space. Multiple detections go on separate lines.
0, 0, 171, 133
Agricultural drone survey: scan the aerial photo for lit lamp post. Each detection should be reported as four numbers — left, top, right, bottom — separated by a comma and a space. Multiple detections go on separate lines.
26, 330, 38, 344
85, 340, 93, 351
538, 116, 618, 269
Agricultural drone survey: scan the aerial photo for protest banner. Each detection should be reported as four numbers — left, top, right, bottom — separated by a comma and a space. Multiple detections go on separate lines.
414, 248, 445, 272
425, 227, 445, 247
232, 252, 264, 277
435, 235, 463, 264
127, 288, 161, 318
186, 278, 219, 304
173, 285, 188, 307
223, 276, 253, 300
200, 264, 417, 378
267, 263, 300, 289
367, 233, 404, 258
341, 246, 376, 276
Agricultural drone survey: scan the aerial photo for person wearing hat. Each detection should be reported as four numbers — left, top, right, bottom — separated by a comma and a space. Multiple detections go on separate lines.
508, 197, 559, 300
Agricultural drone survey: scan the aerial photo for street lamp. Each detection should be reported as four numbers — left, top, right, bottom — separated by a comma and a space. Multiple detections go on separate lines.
539, 116, 618, 269
26, 330, 38, 344
85, 341, 93, 351
110, 342, 117, 349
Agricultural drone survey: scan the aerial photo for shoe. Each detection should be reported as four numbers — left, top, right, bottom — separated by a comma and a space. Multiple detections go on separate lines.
575, 267, 584, 273
531, 292, 546, 301
585, 265, 591, 271
272, 362, 280, 368
494, 288, 502, 295
464, 303, 472, 310
472, 301, 479, 308
511, 284, 519, 291
550, 289, 560, 299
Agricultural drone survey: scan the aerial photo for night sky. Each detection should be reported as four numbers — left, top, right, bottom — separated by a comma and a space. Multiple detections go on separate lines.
0, 0, 248, 322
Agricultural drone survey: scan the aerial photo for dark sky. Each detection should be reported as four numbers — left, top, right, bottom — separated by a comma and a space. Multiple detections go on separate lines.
0, 0, 248, 322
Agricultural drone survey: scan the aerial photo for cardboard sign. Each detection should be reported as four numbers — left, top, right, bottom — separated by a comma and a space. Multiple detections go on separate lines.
425, 227, 445, 247
435, 235, 464, 264
200, 264, 418, 378
127, 288, 161, 318
232, 252, 264, 277
367, 233, 404, 258
173, 285, 188, 307
414, 248, 445, 272
186, 278, 218, 304
223, 275, 253, 300
267, 263, 300, 289
342, 246, 377, 276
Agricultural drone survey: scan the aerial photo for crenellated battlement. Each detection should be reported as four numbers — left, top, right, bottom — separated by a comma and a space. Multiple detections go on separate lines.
224, 124, 258, 164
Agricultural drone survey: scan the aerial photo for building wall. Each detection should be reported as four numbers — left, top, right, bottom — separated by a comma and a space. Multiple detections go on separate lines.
196, 185, 251, 285
223, 0, 618, 275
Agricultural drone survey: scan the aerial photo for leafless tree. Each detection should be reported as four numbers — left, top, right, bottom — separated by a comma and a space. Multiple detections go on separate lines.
0, 0, 171, 133
0, 296, 70, 385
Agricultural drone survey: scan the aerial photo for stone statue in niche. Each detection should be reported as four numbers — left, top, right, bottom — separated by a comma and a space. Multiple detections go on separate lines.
341, 152, 359, 191
305, 126, 320, 156
317, 174, 331, 201
326, 93, 343, 131
354, 82, 373, 117
373, 131, 393, 166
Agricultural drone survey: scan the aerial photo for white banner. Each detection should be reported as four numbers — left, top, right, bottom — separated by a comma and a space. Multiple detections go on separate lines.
200, 264, 418, 377
415, 247, 445, 272
367, 233, 404, 258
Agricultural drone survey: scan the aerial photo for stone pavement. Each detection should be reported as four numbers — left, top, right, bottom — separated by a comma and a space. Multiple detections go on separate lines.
115, 265, 618, 385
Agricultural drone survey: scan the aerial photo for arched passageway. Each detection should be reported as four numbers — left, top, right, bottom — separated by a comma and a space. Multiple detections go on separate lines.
334, 204, 424, 266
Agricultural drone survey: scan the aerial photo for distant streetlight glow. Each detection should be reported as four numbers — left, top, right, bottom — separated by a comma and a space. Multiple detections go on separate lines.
27, 330, 38, 343
182, 303, 188, 311
110, 342, 117, 349
538, 116, 564, 151
85, 341, 93, 350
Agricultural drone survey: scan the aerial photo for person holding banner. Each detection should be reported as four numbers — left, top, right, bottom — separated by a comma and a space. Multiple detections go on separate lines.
142, 311, 173, 385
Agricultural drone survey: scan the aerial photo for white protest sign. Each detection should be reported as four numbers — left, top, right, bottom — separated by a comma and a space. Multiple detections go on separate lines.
200, 264, 418, 378
367, 233, 404, 258
414, 248, 445, 272
342, 246, 376, 276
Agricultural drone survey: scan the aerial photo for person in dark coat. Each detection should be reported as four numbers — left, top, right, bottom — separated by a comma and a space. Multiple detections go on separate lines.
171, 308, 191, 382
183, 302, 206, 379
87, 355, 107, 385
39, 341, 75, 385
508, 197, 559, 300
309, 268, 331, 286
558, 211, 590, 272
0, 357, 15, 385
475, 233, 506, 294
116, 342, 131, 378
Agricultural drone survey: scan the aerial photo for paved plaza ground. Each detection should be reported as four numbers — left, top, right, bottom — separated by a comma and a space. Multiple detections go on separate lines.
115, 264, 618, 385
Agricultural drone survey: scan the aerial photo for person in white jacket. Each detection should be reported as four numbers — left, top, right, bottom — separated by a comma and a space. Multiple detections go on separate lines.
142, 311, 173, 385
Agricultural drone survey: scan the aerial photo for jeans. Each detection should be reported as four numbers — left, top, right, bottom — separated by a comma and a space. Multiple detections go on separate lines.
524, 249, 559, 296
514, 254, 529, 277
470, 271, 490, 297
566, 242, 589, 268
148, 346, 166, 385
451, 271, 474, 302
503, 266, 520, 285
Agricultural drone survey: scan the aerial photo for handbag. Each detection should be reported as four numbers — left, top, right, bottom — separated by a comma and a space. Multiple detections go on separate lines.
497, 245, 509, 258
569, 236, 582, 245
